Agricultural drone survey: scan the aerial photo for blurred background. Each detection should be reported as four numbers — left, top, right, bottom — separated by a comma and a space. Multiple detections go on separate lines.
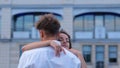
0, 0, 120, 68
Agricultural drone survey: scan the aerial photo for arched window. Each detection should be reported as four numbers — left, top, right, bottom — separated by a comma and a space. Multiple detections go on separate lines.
74, 12, 120, 39
0, 13, 1, 37
12, 12, 62, 39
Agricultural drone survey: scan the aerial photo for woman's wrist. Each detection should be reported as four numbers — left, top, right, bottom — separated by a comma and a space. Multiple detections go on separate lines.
50, 40, 61, 46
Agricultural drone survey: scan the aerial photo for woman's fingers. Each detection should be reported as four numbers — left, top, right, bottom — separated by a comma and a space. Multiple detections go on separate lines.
54, 45, 60, 56
56, 46, 61, 57
61, 47, 66, 54
50, 40, 66, 57
54, 46, 65, 57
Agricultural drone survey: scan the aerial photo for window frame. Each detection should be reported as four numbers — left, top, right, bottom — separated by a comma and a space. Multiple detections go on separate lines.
74, 13, 120, 40
82, 45, 92, 63
109, 45, 118, 63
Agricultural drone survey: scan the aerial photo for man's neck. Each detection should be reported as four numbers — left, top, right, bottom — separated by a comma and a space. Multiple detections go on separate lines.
42, 36, 57, 41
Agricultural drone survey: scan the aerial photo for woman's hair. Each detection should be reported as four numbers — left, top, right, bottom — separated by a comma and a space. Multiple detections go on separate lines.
59, 29, 72, 49
36, 14, 60, 36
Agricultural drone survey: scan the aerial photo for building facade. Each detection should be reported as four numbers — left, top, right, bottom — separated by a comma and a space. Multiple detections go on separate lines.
0, 0, 120, 68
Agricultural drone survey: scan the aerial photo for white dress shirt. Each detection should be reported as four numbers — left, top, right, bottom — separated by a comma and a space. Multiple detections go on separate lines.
18, 42, 81, 68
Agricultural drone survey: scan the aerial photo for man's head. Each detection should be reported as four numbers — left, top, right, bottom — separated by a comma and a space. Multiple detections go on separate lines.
36, 14, 60, 40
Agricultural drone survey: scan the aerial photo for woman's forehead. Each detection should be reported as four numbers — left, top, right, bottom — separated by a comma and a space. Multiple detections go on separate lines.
59, 33, 69, 38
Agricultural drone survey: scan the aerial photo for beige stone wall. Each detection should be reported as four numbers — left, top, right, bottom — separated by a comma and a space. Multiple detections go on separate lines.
8, 42, 29, 68
0, 0, 11, 5
118, 44, 120, 68
62, 7, 73, 39
1, 0, 120, 5
0, 42, 10, 68
74, 0, 120, 4
12, 0, 63, 5
1, 8, 11, 39
9, 42, 20, 68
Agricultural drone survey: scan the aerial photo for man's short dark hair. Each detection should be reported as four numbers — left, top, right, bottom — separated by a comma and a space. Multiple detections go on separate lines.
36, 14, 61, 36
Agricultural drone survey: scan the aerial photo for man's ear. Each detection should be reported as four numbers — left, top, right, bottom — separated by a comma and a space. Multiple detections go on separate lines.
57, 32, 60, 36
39, 30, 44, 38
56, 32, 60, 39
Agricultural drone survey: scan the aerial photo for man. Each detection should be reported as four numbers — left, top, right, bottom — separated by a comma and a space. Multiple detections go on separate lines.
18, 14, 80, 68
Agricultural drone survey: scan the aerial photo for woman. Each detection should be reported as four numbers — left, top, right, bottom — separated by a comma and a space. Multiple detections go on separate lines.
22, 30, 87, 68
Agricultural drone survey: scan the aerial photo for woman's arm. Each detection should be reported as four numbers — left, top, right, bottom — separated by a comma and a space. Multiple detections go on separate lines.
69, 49, 87, 68
77, 52, 87, 68
22, 40, 65, 57
22, 40, 51, 52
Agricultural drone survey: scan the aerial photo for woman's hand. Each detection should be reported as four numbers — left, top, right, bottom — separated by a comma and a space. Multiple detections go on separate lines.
50, 40, 66, 57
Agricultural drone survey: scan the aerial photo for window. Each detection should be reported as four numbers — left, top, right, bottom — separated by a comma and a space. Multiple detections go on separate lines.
13, 13, 62, 39
84, 15, 94, 31
0, 16, 1, 37
96, 45, 104, 68
115, 16, 120, 31
35, 15, 40, 23
24, 15, 34, 31
109, 45, 117, 63
74, 15, 94, 31
14, 14, 62, 31
96, 46, 104, 62
15, 16, 24, 31
83, 45, 91, 63
74, 16, 83, 31
95, 15, 103, 27
105, 15, 115, 31
74, 13, 120, 39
